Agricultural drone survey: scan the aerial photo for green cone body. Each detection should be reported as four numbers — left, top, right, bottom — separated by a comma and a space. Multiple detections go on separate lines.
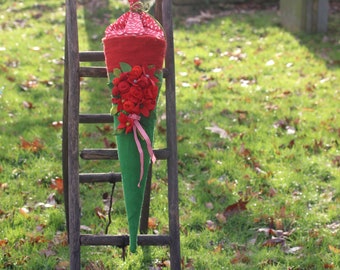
114, 113, 156, 252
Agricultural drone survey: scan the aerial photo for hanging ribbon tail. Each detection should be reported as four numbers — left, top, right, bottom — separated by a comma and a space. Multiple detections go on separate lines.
129, 114, 157, 187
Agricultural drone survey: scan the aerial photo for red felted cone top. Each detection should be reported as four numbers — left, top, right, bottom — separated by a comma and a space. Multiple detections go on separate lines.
103, 0, 166, 72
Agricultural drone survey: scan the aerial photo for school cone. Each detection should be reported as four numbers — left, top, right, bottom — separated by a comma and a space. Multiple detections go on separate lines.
102, 0, 166, 253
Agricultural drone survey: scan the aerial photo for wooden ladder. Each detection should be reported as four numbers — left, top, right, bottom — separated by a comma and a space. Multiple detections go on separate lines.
62, 0, 180, 269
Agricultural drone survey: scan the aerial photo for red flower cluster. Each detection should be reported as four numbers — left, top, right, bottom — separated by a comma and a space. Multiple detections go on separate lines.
112, 64, 159, 133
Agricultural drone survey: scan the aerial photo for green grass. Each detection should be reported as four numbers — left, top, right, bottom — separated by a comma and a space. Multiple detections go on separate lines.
1, 1, 340, 269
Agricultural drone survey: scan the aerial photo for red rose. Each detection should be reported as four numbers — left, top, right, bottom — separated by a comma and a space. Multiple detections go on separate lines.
139, 99, 156, 117
113, 77, 121, 86
130, 86, 143, 101
145, 84, 158, 99
122, 100, 136, 113
118, 81, 131, 94
135, 76, 150, 88
112, 86, 119, 97
129, 65, 143, 81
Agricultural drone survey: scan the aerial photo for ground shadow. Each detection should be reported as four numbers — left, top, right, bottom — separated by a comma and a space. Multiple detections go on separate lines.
176, 1, 340, 71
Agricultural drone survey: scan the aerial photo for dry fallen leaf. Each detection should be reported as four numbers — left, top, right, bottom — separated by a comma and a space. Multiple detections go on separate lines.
230, 251, 250, 264
329, 245, 340, 254
148, 217, 158, 230
95, 207, 106, 220
23, 101, 35, 109
223, 199, 248, 218
206, 125, 230, 139
20, 137, 44, 153
19, 207, 30, 217
0, 239, 8, 247
206, 220, 217, 231
50, 177, 64, 194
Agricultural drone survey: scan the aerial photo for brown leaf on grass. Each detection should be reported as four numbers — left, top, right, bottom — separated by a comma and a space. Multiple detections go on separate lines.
22, 101, 35, 109
205, 124, 230, 139
329, 245, 340, 254
215, 212, 227, 224
148, 217, 158, 230
214, 243, 223, 253
51, 120, 63, 129
103, 137, 116, 148
332, 155, 340, 167
27, 234, 47, 244
40, 248, 56, 257
50, 177, 64, 194
52, 231, 68, 247
206, 220, 217, 231
262, 237, 285, 247
238, 143, 252, 158
230, 251, 250, 264
84, 260, 107, 270
0, 182, 8, 190
20, 137, 44, 153
0, 239, 8, 247
96, 124, 112, 134
324, 263, 335, 269
223, 199, 248, 218
95, 207, 106, 220
194, 57, 202, 67
20, 75, 38, 91
19, 207, 30, 217
55, 260, 70, 270
181, 257, 194, 270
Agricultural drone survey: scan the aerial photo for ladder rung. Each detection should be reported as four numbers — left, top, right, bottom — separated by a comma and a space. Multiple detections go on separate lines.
79, 66, 168, 78
79, 114, 113, 123
79, 172, 121, 183
79, 51, 104, 62
80, 234, 170, 246
79, 67, 107, 78
80, 148, 169, 160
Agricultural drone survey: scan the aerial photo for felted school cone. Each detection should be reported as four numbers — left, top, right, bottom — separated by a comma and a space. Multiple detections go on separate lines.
102, 0, 166, 253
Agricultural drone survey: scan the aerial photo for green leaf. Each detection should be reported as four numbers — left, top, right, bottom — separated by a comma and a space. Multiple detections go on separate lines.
113, 68, 121, 78
119, 62, 132, 72
155, 71, 163, 88
110, 105, 117, 115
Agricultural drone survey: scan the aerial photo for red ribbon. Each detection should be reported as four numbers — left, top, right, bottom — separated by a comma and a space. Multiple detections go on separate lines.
128, 114, 156, 187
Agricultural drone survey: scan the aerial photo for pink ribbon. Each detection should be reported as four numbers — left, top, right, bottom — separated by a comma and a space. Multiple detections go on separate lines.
128, 114, 156, 187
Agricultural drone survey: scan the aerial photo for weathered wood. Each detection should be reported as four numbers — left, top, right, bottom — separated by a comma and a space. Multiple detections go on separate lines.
80, 234, 170, 246
65, 0, 81, 269
79, 113, 113, 123
79, 66, 168, 78
79, 51, 105, 62
79, 67, 107, 77
62, 19, 70, 240
80, 148, 170, 160
162, 0, 181, 268
79, 172, 121, 183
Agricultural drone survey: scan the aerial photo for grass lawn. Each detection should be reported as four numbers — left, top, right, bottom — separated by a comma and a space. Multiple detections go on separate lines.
0, 1, 339, 269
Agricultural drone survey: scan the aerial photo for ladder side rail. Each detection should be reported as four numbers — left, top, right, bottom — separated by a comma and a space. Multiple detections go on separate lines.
65, 0, 81, 269
162, 0, 181, 269
62, 22, 70, 240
